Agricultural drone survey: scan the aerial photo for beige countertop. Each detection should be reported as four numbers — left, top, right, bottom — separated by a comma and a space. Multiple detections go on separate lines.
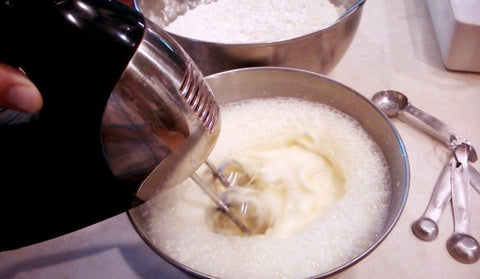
1, 0, 479, 278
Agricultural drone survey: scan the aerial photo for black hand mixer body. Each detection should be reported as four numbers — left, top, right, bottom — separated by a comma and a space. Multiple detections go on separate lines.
0, 0, 219, 250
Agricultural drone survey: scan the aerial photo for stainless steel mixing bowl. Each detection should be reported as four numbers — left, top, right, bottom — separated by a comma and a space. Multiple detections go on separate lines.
133, 0, 365, 76
128, 67, 410, 278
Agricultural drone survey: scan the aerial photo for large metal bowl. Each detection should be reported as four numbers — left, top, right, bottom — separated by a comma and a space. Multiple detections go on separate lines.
134, 0, 365, 76
128, 67, 410, 278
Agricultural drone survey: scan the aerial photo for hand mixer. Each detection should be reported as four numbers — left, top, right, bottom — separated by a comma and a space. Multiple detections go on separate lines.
0, 0, 249, 249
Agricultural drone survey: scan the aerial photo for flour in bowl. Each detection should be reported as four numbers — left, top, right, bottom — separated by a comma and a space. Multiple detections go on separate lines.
142, 97, 391, 278
162, 0, 345, 43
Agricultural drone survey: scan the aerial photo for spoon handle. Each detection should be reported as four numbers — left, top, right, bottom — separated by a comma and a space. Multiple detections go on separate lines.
447, 144, 480, 264
402, 103, 457, 147
412, 157, 454, 241
422, 160, 453, 222
450, 144, 471, 235
400, 103, 477, 162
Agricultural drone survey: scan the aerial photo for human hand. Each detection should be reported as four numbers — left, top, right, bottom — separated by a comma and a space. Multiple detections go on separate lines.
0, 62, 43, 114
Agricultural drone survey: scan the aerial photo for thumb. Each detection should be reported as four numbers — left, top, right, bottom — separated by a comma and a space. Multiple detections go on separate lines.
0, 63, 43, 114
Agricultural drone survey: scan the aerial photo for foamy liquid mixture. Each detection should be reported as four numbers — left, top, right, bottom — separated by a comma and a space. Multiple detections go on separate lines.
162, 0, 345, 43
143, 97, 391, 278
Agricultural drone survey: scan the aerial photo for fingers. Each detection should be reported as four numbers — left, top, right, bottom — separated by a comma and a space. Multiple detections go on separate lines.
0, 63, 43, 114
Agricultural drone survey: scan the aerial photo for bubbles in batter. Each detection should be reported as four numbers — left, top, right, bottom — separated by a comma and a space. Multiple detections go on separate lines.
143, 97, 391, 279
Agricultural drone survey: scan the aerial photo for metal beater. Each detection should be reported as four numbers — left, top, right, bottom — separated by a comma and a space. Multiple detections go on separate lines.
99, 10, 252, 233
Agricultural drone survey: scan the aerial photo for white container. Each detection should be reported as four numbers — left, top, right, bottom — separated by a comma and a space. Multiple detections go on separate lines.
426, 0, 480, 72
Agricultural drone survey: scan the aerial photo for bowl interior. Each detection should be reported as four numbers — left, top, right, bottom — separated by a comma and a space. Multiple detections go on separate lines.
133, 0, 365, 75
135, 0, 359, 28
129, 67, 409, 278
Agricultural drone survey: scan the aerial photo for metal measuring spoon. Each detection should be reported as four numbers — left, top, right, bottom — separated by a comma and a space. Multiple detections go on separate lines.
411, 160, 452, 241
446, 145, 480, 264
371, 90, 477, 162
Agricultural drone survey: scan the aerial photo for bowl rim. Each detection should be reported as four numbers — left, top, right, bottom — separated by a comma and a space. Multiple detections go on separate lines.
133, 0, 366, 46
128, 66, 410, 279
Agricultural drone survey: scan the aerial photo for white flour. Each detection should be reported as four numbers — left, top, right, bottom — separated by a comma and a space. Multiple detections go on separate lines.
162, 0, 345, 43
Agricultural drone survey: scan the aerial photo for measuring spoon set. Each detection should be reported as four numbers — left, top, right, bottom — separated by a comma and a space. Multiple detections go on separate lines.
372, 90, 480, 264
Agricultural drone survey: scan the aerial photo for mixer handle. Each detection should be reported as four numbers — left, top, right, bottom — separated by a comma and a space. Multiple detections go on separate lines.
0, 0, 149, 202
0, 0, 144, 101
